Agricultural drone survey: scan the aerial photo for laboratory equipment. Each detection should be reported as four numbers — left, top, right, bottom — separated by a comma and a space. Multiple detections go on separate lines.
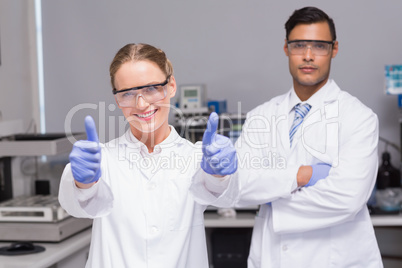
0, 130, 86, 196
370, 70, 402, 214
376, 152, 400, 189
173, 83, 209, 138
369, 137, 402, 214
0, 157, 12, 202
208, 100, 227, 114
0, 241, 45, 256
179, 84, 206, 110
0, 195, 69, 222
173, 115, 208, 143
0, 132, 84, 157
219, 113, 246, 144
0, 195, 92, 242
0, 125, 91, 242
375, 151, 402, 213
398, 95, 402, 108
385, 65, 402, 95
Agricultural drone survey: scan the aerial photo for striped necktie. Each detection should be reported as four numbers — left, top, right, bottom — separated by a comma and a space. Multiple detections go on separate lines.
289, 103, 311, 147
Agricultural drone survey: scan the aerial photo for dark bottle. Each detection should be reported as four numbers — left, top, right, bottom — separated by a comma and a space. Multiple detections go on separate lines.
376, 152, 401, 189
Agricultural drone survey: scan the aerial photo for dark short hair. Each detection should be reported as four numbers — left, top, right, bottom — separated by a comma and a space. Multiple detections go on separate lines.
285, 6, 336, 41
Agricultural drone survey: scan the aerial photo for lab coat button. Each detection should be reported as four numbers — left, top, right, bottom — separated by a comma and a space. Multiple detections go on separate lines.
282, 245, 288, 251
150, 226, 159, 234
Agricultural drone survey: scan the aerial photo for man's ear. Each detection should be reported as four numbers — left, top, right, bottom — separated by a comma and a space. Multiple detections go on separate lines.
284, 39, 289, 56
331, 41, 339, 59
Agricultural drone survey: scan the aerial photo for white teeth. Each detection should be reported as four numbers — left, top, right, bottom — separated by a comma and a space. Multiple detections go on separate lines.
137, 110, 156, 118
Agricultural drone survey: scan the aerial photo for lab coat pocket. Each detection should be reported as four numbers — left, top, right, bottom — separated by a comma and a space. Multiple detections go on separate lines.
168, 176, 204, 231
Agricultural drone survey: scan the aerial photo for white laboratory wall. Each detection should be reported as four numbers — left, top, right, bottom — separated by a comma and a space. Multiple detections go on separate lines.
38, 0, 402, 166
0, 1, 35, 127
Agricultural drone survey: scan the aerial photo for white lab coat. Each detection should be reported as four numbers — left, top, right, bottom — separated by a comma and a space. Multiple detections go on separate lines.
58, 127, 237, 268
233, 80, 383, 268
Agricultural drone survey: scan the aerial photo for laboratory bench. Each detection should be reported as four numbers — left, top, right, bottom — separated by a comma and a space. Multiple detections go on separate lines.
205, 211, 402, 228
2, 212, 402, 268
0, 228, 91, 268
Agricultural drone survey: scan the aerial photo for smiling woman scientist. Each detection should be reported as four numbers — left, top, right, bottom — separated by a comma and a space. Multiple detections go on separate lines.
58, 43, 239, 268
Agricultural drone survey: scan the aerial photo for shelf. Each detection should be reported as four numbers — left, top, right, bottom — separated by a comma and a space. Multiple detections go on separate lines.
0, 133, 85, 157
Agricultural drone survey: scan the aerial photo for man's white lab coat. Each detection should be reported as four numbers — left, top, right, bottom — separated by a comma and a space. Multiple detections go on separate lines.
234, 80, 383, 268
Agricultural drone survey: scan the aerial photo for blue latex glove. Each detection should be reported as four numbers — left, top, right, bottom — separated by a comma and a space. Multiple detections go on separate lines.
201, 112, 238, 176
305, 163, 331, 187
69, 116, 102, 184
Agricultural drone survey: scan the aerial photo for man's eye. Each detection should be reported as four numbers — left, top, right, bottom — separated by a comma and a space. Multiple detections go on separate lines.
293, 43, 306, 49
314, 43, 327, 50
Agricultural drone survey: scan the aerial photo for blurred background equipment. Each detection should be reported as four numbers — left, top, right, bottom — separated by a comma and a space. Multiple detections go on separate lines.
368, 66, 402, 215
0, 120, 91, 242
372, 138, 402, 214
179, 84, 207, 110
208, 100, 227, 115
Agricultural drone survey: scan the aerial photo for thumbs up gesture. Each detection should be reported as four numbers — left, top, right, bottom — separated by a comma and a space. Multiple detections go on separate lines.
69, 116, 102, 184
201, 112, 238, 176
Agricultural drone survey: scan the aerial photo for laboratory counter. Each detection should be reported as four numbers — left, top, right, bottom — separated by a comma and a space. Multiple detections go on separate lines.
0, 228, 91, 268
204, 211, 402, 228
1, 212, 402, 268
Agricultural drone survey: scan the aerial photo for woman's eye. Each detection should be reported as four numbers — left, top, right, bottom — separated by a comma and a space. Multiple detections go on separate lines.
144, 86, 158, 93
122, 91, 135, 98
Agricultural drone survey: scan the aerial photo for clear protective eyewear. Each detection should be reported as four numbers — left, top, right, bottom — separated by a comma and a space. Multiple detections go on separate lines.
112, 75, 170, 107
287, 40, 335, 56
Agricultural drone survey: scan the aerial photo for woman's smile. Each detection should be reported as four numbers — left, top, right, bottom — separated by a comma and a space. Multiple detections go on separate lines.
135, 109, 157, 121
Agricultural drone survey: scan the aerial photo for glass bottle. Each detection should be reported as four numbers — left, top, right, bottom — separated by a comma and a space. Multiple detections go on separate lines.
376, 152, 401, 212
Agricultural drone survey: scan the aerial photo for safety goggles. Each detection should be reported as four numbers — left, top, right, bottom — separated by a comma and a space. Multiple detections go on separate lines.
287, 40, 335, 56
113, 75, 170, 107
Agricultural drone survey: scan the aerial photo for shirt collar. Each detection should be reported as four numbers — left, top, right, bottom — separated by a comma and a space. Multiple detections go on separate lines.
288, 79, 333, 113
123, 125, 184, 154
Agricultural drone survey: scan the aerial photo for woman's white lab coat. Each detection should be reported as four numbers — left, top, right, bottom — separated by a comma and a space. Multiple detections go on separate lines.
58, 127, 237, 268
232, 80, 383, 268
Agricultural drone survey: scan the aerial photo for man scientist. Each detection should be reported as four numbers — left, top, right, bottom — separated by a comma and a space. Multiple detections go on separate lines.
193, 6, 383, 268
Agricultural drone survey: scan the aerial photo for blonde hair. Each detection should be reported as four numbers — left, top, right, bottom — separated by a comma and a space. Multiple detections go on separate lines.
109, 43, 174, 89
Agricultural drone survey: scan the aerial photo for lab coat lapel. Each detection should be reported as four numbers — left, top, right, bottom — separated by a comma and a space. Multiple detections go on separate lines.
277, 80, 341, 162
116, 130, 156, 180
274, 92, 292, 155
299, 80, 341, 165
118, 130, 141, 162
